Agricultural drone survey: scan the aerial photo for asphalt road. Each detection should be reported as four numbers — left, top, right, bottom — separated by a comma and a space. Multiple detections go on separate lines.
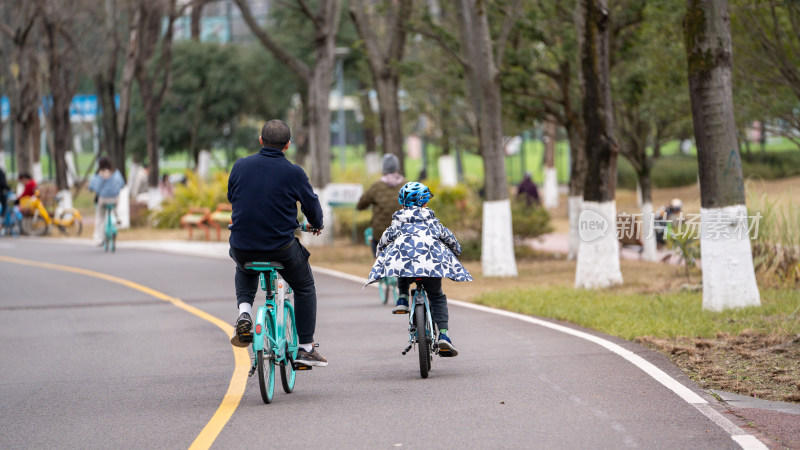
0, 239, 763, 449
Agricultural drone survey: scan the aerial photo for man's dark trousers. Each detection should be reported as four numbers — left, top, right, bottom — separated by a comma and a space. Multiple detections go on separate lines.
230, 238, 316, 344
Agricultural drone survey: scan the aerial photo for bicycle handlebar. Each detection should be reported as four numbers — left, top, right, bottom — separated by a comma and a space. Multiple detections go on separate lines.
300, 221, 323, 235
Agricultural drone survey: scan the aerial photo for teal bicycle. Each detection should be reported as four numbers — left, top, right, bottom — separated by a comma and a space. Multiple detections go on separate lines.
244, 261, 303, 403
244, 223, 321, 403
364, 227, 399, 305
401, 278, 438, 379
102, 203, 117, 253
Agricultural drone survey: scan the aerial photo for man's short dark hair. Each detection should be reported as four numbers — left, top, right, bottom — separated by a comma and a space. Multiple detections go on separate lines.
260, 120, 291, 149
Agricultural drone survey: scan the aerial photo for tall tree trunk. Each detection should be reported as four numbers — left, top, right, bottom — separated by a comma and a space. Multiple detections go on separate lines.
542, 118, 559, 209
456, 0, 517, 277
234, 0, 341, 189
133, 0, 178, 192
575, 0, 623, 288
191, 0, 208, 41
685, 0, 759, 310
1, 2, 39, 178
349, 0, 411, 175
43, 14, 76, 192
357, 83, 380, 174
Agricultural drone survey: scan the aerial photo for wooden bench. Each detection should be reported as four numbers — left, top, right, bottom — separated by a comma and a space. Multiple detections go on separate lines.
617, 213, 643, 253
208, 203, 232, 241
180, 207, 210, 240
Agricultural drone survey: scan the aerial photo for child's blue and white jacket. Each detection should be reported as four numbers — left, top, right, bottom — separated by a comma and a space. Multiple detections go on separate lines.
366, 207, 472, 285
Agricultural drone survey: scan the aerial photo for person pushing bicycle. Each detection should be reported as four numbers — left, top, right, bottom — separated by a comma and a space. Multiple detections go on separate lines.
228, 119, 327, 367
366, 182, 472, 356
356, 153, 405, 257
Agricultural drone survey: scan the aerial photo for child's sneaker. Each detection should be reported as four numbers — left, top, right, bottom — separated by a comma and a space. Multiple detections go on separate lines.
437, 331, 458, 357
393, 295, 409, 314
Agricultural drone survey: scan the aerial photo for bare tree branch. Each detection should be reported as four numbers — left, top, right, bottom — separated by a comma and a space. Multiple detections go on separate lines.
233, 0, 311, 83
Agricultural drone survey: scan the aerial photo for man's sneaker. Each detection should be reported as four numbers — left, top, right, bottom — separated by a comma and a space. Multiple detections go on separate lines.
437, 332, 458, 357
230, 312, 253, 348
294, 345, 328, 367
393, 295, 409, 314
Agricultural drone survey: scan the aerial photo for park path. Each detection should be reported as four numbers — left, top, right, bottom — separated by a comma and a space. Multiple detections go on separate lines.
0, 238, 767, 449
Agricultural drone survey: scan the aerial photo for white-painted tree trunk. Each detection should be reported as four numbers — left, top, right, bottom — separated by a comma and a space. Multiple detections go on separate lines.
92, 123, 100, 154
700, 204, 760, 311
575, 200, 623, 288
481, 199, 518, 277
56, 189, 72, 216
197, 149, 211, 180
0, 151, 6, 172
65, 151, 78, 188
365, 152, 380, 175
567, 195, 582, 260
72, 134, 84, 153
640, 201, 658, 262
33, 162, 43, 183
117, 186, 131, 229
438, 154, 458, 187
636, 183, 642, 208
146, 186, 163, 211
301, 185, 334, 247
543, 167, 559, 209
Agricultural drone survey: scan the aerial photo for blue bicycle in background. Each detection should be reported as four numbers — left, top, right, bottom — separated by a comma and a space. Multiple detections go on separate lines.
1, 192, 22, 237
101, 203, 117, 253
364, 227, 399, 305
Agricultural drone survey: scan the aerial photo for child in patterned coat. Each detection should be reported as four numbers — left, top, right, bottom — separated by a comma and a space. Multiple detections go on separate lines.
367, 182, 472, 356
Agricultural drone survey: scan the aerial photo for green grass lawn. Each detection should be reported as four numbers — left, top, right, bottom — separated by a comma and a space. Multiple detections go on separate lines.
474, 286, 800, 340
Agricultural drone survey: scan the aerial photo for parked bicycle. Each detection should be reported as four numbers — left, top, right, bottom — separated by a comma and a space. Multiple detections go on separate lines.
364, 227, 399, 305
400, 278, 438, 379
101, 203, 117, 253
1, 192, 22, 237
19, 191, 83, 236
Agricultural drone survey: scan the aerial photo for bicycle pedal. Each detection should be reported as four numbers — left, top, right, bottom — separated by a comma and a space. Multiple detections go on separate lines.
392, 310, 409, 315
292, 362, 313, 370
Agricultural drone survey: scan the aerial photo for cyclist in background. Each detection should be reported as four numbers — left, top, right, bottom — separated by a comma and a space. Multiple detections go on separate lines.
227, 119, 327, 367
88, 157, 125, 246
366, 182, 472, 356
357, 153, 404, 256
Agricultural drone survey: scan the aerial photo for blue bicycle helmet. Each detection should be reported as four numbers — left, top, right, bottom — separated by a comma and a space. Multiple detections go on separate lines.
398, 182, 433, 207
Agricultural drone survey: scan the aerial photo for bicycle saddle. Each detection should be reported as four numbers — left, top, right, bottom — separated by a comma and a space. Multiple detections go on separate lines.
244, 261, 284, 271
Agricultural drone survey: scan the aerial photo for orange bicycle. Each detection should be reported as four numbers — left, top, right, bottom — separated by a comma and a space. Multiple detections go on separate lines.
19, 191, 83, 236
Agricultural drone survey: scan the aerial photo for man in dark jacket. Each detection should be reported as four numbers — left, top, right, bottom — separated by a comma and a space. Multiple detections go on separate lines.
227, 119, 327, 366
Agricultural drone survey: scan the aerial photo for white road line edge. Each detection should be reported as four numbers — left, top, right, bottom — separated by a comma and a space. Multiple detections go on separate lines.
312, 266, 767, 450
85, 242, 766, 450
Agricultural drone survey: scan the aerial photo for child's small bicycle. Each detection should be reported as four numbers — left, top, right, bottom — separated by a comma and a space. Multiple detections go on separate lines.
364, 227, 399, 305
243, 261, 302, 403
400, 278, 439, 379
101, 203, 117, 253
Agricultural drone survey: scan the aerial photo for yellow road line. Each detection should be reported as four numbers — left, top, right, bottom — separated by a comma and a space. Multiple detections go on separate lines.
0, 255, 248, 450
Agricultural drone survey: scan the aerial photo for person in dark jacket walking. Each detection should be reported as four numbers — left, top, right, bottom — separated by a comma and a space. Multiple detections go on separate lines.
357, 153, 405, 256
227, 119, 327, 367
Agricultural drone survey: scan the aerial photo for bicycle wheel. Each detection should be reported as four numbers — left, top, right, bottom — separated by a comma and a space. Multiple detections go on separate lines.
21, 211, 48, 236
379, 280, 390, 304
414, 303, 430, 379
280, 307, 297, 393
57, 210, 82, 236
110, 232, 116, 253
257, 317, 276, 403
